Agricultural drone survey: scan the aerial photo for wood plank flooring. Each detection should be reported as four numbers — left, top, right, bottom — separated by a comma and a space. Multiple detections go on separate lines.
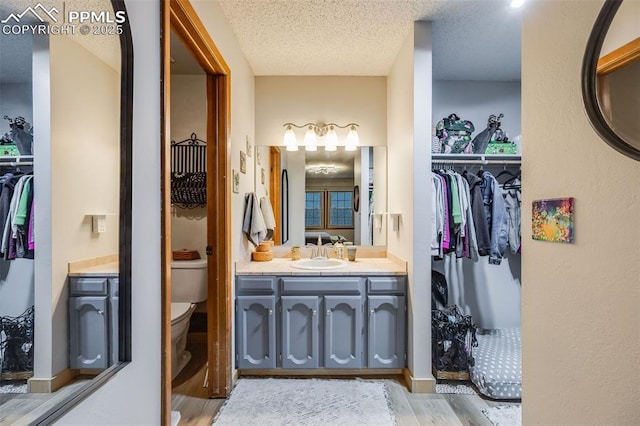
171, 333, 521, 426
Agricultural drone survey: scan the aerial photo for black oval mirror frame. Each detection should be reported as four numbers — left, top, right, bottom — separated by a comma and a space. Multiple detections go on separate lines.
582, 0, 640, 161
33, 1, 133, 423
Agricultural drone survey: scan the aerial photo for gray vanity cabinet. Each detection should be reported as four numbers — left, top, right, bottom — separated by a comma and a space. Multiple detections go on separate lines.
109, 278, 119, 365
235, 276, 278, 369
324, 295, 363, 369
236, 296, 277, 369
69, 277, 112, 370
236, 274, 406, 372
281, 296, 320, 369
367, 277, 407, 369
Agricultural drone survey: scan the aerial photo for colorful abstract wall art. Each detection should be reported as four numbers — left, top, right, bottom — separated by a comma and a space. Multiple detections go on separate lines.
532, 197, 575, 243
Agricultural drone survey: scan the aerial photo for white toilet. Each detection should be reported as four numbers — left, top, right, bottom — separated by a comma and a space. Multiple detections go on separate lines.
171, 258, 207, 380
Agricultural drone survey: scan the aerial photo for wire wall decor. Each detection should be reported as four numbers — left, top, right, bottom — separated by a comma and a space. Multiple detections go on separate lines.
171, 133, 207, 208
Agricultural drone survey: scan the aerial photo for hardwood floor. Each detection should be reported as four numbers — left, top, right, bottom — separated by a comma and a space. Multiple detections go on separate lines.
0, 378, 91, 425
171, 335, 521, 426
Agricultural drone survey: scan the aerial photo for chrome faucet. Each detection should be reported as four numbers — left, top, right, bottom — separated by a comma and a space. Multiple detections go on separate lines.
311, 234, 328, 259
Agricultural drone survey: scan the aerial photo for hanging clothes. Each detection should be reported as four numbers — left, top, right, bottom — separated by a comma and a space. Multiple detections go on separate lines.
0, 173, 34, 259
502, 178, 522, 255
479, 171, 509, 265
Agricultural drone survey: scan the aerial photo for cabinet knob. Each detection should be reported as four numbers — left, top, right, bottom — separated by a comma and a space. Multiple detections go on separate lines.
312, 310, 317, 316
268, 309, 273, 315
370, 309, 375, 316
98, 310, 104, 315
326, 309, 331, 316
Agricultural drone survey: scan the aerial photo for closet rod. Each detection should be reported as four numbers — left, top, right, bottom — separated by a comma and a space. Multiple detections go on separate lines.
432, 159, 521, 165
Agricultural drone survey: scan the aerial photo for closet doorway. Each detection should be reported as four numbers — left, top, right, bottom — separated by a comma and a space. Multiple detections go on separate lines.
161, 0, 232, 424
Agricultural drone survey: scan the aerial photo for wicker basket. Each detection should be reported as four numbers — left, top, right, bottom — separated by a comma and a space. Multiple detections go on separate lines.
172, 250, 200, 261
256, 242, 271, 252
252, 251, 273, 262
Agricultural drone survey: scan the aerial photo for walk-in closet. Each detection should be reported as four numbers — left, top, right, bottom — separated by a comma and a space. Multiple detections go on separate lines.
430, 31, 523, 400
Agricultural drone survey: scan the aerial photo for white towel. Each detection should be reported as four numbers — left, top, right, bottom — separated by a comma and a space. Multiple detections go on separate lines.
242, 193, 266, 246
260, 197, 276, 231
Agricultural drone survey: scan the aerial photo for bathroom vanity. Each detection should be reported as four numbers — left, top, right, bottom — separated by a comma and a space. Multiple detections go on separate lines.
67, 261, 119, 371
235, 257, 407, 372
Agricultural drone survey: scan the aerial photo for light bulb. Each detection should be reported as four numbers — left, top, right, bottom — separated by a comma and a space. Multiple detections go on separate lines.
283, 126, 297, 147
345, 126, 359, 151
510, 0, 524, 8
304, 127, 317, 151
325, 126, 338, 151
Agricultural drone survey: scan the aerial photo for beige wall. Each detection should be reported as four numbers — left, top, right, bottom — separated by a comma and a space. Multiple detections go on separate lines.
601, 0, 640, 56
522, 2, 640, 424
170, 74, 207, 256
46, 35, 120, 375
255, 76, 387, 148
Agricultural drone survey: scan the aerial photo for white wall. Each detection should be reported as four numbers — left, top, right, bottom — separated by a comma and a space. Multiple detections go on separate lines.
387, 21, 433, 388
522, 1, 640, 424
57, 1, 162, 423
190, 0, 256, 264
255, 76, 387, 148
170, 74, 207, 256
433, 80, 522, 140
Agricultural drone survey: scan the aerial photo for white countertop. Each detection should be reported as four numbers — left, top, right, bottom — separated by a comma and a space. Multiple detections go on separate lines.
236, 257, 406, 276
68, 262, 119, 277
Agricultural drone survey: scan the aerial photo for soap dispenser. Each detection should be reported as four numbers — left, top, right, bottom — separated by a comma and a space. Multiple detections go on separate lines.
333, 241, 345, 259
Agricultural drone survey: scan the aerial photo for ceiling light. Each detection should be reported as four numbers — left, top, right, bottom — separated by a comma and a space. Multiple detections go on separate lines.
282, 122, 359, 152
510, 0, 524, 8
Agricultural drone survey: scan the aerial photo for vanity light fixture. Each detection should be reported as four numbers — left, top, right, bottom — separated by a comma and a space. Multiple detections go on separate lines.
282, 122, 359, 151
307, 165, 339, 175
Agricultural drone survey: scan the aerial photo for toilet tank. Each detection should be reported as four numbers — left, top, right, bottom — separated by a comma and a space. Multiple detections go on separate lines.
171, 258, 208, 303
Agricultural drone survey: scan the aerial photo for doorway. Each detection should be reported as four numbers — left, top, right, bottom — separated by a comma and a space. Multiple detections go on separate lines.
161, 0, 232, 424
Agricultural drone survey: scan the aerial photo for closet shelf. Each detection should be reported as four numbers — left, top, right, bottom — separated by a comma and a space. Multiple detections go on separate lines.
431, 153, 521, 165
0, 155, 34, 166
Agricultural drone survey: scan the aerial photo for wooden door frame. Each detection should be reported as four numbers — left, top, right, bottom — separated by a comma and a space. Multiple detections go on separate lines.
269, 147, 282, 245
161, 0, 232, 423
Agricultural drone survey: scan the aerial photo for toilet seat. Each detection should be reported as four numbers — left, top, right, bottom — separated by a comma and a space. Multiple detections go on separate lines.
171, 302, 194, 323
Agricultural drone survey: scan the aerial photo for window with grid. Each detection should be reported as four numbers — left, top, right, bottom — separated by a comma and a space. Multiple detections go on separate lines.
305, 191, 323, 228
328, 191, 353, 227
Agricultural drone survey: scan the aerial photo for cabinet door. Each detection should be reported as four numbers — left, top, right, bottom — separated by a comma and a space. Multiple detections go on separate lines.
281, 296, 320, 369
69, 296, 109, 369
236, 296, 276, 369
324, 295, 363, 369
367, 295, 406, 369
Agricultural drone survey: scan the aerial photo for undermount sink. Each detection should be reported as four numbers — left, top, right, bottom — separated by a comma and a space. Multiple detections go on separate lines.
290, 258, 348, 270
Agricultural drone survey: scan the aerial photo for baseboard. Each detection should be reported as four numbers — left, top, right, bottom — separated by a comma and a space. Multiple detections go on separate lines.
402, 368, 436, 393
27, 368, 77, 393
231, 368, 239, 385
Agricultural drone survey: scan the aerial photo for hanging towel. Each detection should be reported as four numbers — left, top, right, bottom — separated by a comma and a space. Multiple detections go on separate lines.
242, 193, 267, 246
260, 196, 276, 239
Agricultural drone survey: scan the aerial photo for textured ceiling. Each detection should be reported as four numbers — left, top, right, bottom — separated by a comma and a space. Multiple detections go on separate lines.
217, 0, 522, 80
0, 0, 120, 84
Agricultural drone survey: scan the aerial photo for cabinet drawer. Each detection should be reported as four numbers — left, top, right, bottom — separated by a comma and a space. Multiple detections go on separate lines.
281, 277, 362, 294
367, 277, 406, 294
69, 277, 109, 296
237, 276, 277, 294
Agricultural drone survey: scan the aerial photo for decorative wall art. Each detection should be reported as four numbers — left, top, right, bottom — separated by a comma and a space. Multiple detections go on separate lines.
240, 151, 247, 174
232, 169, 239, 193
257, 151, 262, 166
261, 167, 265, 185
532, 197, 574, 243
246, 136, 252, 157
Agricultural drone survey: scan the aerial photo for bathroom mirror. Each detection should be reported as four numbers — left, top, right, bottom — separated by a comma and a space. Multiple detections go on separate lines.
0, 0, 132, 423
582, 0, 640, 161
255, 146, 387, 248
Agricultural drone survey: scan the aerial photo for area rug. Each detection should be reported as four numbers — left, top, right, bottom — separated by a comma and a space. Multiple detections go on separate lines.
212, 378, 395, 426
482, 405, 522, 426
